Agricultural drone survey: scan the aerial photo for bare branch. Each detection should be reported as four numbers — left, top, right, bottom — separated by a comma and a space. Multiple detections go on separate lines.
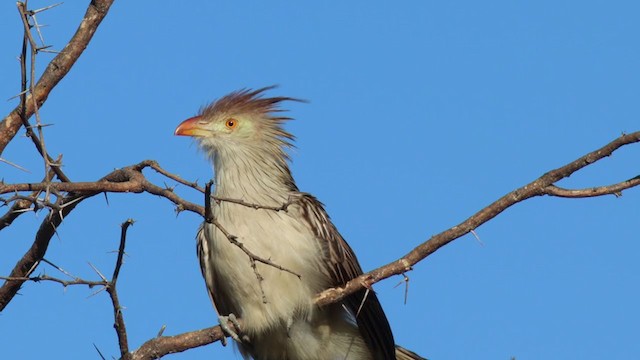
543, 176, 640, 198
112, 219, 135, 283
0, 191, 87, 311
1, 129, 637, 356
0, 274, 105, 288
0, 161, 205, 310
214, 195, 291, 212
0, 198, 33, 230
108, 219, 135, 360
132, 325, 227, 360
148, 160, 204, 193
315, 131, 640, 306
204, 182, 300, 303
0, 0, 115, 155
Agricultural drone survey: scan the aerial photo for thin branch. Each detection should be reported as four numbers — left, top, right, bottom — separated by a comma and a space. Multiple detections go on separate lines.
0, 0, 115, 155
1, 162, 60, 230
214, 195, 291, 212
204, 182, 301, 303
16, 2, 65, 182
315, 131, 640, 306
212, 218, 301, 280
543, 176, 640, 198
0, 274, 105, 288
0, 129, 637, 357
131, 325, 227, 360
0, 192, 87, 311
124, 131, 640, 359
108, 219, 135, 360
0, 199, 33, 230
148, 160, 204, 193
112, 219, 134, 283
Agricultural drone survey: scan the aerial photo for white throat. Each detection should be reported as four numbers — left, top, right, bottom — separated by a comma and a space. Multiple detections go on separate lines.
211, 145, 294, 205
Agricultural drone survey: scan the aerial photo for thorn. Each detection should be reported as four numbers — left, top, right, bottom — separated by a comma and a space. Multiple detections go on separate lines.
31, 2, 63, 15
163, 181, 176, 191
7, 89, 29, 100
0, 157, 30, 172
87, 286, 107, 298
470, 229, 484, 246
38, 49, 60, 54
156, 324, 167, 337
393, 273, 410, 305
93, 343, 107, 360
35, 45, 53, 52
355, 288, 370, 318
87, 262, 108, 282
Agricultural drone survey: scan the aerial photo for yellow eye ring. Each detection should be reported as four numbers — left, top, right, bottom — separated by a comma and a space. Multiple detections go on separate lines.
225, 118, 238, 129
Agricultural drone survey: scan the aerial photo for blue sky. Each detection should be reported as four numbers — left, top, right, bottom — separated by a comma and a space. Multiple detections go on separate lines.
1, 1, 639, 359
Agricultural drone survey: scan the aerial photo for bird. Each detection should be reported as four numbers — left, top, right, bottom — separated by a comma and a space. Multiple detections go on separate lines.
175, 86, 424, 360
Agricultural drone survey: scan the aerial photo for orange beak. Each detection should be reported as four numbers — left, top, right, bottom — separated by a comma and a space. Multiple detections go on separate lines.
174, 116, 208, 137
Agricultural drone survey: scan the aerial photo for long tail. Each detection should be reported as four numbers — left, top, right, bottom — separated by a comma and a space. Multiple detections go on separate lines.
395, 345, 427, 360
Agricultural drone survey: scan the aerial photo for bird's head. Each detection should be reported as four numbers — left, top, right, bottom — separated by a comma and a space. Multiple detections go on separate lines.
175, 86, 299, 159
175, 86, 302, 196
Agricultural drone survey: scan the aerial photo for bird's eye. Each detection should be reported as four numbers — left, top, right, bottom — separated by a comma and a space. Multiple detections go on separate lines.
225, 118, 238, 129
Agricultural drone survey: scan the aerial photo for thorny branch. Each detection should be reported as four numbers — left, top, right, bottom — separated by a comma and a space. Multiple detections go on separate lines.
17, 2, 57, 182
1, 131, 637, 358
0, 3, 638, 359
128, 131, 640, 359
204, 181, 301, 303
315, 131, 640, 306
0, 160, 203, 311
0, 220, 136, 360
109, 219, 135, 360
0, 0, 115, 155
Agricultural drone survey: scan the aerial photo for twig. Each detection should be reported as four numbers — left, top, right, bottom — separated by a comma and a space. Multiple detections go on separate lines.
543, 176, 640, 198
204, 182, 301, 303
0, 0, 116, 155
131, 325, 227, 360
108, 219, 135, 360
148, 160, 204, 193
112, 219, 134, 282
0, 274, 104, 288
0, 192, 87, 311
0, 198, 33, 230
214, 195, 291, 212
205, 186, 300, 280
17, 2, 57, 182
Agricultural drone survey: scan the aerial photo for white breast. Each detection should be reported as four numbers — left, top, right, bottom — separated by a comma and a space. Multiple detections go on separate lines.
203, 201, 330, 334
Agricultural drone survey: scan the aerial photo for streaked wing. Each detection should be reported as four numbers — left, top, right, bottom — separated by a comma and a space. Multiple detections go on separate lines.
196, 224, 232, 317
296, 193, 396, 360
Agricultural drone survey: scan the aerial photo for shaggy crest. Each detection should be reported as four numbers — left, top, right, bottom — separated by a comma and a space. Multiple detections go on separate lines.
199, 86, 303, 150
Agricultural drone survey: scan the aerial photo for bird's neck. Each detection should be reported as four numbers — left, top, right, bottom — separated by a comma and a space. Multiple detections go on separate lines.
211, 147, 297, 205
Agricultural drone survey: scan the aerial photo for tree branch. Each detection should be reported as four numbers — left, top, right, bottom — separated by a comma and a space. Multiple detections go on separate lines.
109, 219, 135, 360
543, 176, 640, 198
1, 131, 638, 355
0, 161, 204, 311
122, 131, 640, 359
315, 131, 640, 306
0, 0, 115, 155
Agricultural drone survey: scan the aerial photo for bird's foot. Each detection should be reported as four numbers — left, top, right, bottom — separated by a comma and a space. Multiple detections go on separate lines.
219, 313, 250, 345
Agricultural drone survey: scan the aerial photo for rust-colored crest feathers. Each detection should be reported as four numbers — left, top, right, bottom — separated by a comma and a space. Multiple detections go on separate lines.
201, 86, 302, 118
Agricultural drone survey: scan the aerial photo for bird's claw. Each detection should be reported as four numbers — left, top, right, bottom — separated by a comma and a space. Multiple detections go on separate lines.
219, 314, 250, 344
